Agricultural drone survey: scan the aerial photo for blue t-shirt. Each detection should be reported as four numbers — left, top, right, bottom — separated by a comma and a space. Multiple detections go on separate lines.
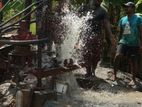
118, 14, 142, 46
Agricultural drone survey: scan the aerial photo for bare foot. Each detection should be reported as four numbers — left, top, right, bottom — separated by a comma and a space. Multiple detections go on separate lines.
110, 74, 117, 81
109, 74, 117, 81
128, 80, 136, 86
107, 71, 117, 81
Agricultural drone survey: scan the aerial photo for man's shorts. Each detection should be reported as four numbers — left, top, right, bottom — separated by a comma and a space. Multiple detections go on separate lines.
116, 43, 140, 59
82, 35, 102, 65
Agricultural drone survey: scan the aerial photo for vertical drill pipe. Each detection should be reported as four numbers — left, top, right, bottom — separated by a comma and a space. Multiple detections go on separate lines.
36, 0, 44, 87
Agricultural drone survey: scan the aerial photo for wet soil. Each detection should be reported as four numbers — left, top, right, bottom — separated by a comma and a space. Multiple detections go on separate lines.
1, 64, 142, 107
69, 65, 142, 107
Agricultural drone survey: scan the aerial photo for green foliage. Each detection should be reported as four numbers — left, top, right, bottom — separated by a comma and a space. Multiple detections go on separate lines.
3, 0, 9, 4
101, 0, 123, 11
3, 0, 25, 21
103, 0, 123, 5
136, 0, 142, 13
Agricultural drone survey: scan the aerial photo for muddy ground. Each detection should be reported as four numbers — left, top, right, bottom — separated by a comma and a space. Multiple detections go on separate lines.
56, 64, 142, 107
1, 64, 142, 107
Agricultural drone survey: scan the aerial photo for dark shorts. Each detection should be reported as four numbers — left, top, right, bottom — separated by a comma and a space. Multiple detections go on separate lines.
82, 36, 102, 65
116, 44, 140, 59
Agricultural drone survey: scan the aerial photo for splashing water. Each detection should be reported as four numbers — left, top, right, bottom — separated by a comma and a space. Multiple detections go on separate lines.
59, 11, 92, 63
52, 10, 93, 97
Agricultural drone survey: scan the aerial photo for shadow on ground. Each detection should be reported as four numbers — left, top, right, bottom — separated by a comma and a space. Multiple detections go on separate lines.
75, 71, 142, 93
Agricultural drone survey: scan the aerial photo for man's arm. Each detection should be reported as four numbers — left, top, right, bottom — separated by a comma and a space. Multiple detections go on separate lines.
139, 25, 142, 47
104, 19, 113, 36
117, 25, 123, 41
103, 19, 116, 45
138, 16, 142, 47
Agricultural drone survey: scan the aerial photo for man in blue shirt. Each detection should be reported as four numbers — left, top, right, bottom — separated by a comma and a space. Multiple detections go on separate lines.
112, 2, 142, 86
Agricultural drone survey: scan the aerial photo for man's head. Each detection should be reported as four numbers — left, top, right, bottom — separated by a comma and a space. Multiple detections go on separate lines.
89, 0, 102, 9
95, 0, 103, 5
123, 2, 135, 14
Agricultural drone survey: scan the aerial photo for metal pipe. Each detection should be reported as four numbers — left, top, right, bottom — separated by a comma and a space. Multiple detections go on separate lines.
1, 20, 36, 34
36, 0, 45, 87
0, 37, 48, 45
1, 26, 19, 34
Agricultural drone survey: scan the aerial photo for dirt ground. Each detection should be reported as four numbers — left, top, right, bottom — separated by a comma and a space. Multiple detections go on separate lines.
67, 65, 142, 107
1, 64, 142, 107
